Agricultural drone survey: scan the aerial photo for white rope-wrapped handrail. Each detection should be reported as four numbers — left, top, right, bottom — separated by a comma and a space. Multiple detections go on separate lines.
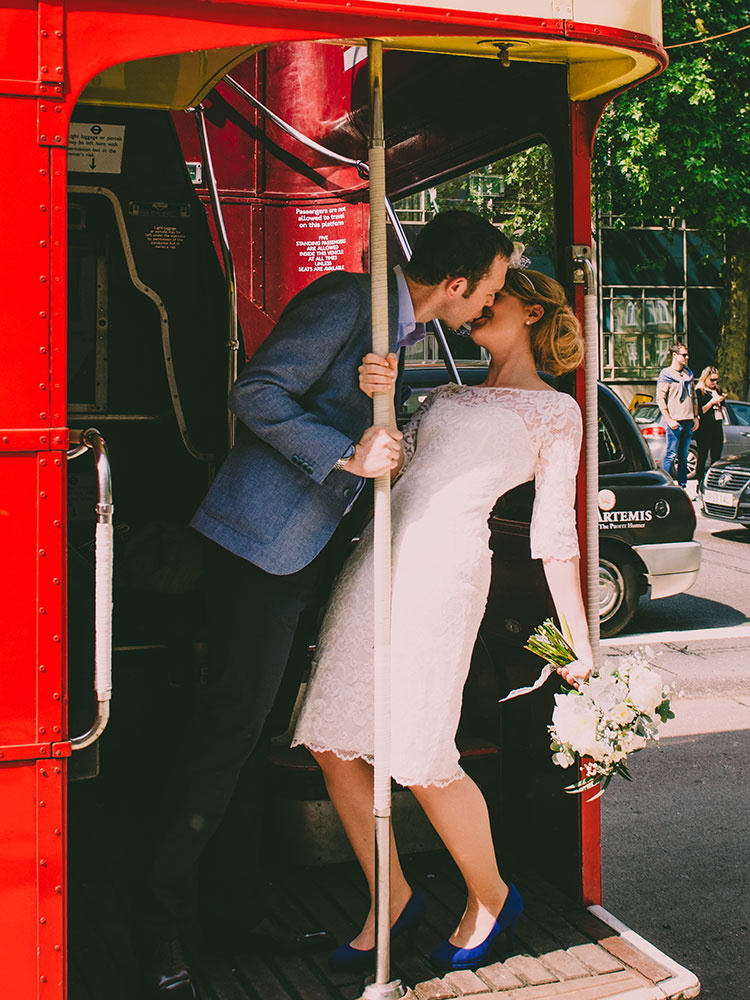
365, 39, 406, 1000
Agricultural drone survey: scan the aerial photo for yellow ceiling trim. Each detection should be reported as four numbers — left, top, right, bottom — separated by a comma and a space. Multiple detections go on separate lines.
80, 45, 264, 109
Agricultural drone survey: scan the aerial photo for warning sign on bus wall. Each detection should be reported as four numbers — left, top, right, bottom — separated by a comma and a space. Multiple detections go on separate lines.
295, 206, 347, 273
68, 124, 126, 174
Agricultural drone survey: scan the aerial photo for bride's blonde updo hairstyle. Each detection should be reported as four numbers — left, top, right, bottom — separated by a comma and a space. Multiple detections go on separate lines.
503, 268, 584, 375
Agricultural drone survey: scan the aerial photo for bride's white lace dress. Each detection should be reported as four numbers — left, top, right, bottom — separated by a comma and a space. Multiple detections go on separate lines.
292, 384, 582, 787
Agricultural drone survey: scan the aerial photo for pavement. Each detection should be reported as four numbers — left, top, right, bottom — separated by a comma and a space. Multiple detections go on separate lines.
599, 513, 750, 1000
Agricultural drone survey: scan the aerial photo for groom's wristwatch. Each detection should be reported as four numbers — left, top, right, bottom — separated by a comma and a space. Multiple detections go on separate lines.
333, 443, 356, 471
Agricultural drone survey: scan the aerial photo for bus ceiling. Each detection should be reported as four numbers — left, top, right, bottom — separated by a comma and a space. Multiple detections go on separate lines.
78, 24, 664, 110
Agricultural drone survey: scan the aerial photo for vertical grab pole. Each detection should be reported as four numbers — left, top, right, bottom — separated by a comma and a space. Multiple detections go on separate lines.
363, 39, 405, 1000
193, 104, 240, 449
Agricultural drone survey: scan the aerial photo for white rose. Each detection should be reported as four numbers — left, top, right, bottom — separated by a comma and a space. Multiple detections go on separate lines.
627, 664, 665, 718
609, 702, 637, 726
587, 675, 629, 713
552, 694, 602, 758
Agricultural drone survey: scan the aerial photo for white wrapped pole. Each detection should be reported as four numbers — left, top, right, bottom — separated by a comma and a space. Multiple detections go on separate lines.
71, 428, 114, 751
364, 39, 405, 1000
94, 519, 114, 702
583, 260, 602, 675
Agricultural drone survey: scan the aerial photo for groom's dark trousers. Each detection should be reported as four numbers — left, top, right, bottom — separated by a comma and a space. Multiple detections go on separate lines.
149, 536, 328, 940
148, 270, 401, 942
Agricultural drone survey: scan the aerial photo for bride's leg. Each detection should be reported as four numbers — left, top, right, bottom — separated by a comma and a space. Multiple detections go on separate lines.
312, 750, 412, 950
411, 774, 509, 949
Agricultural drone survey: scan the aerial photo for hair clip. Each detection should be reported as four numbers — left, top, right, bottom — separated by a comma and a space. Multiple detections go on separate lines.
508, 241, 531, 269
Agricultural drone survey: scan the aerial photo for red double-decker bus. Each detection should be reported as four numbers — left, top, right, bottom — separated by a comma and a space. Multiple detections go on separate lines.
0, 3, 700, 999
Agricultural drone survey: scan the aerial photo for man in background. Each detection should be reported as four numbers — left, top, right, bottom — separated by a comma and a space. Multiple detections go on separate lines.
657, 342, 699, 487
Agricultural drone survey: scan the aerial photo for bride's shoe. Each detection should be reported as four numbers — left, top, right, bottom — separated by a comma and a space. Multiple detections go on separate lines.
328, 888, 426, 972
429, 884, 522, 972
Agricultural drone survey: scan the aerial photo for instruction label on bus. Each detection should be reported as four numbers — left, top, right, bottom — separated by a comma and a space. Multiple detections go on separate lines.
69, 124, 126, 174
295, 205, 347, 273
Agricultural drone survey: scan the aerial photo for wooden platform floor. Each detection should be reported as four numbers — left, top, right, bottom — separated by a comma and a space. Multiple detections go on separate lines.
68, 851, 699, 1000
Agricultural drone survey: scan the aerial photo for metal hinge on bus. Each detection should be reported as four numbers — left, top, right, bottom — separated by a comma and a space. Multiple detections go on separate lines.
38, 0, 66, 146
0, 742, 71, 763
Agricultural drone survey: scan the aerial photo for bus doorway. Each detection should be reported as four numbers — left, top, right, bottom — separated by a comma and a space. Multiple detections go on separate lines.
0, 4, 698, 999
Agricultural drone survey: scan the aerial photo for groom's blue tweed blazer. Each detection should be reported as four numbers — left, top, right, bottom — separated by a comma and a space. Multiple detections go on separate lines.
192, 269, 401, 575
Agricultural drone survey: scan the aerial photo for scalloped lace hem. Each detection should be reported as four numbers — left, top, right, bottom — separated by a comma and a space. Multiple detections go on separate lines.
291, 738, 465, 788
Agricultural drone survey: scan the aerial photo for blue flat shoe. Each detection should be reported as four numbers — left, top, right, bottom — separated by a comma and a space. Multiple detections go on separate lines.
328, 887, 426, 972
430, 883, 522, 972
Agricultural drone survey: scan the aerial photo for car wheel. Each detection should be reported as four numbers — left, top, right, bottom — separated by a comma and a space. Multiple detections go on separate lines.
668, 445, 699, 481
599, 545, 642, 638
686, 445, 698, 480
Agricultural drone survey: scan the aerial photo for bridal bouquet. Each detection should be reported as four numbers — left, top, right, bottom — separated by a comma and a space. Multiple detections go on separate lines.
525, 620, 674, 797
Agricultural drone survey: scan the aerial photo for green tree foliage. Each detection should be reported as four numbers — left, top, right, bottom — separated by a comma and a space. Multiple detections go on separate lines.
593, 0, 750, 395
433, 145, 556, 258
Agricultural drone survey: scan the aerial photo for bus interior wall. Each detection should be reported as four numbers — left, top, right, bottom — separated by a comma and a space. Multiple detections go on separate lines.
66, 44, 584, 990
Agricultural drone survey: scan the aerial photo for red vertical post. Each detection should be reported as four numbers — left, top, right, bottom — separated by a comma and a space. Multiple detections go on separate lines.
570, 99, 603, 908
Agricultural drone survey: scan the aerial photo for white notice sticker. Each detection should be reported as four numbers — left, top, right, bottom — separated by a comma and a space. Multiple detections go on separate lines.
68, 124, 126, 174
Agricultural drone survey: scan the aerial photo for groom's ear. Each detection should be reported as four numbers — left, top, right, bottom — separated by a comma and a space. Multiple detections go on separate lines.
444, 275, 468, 299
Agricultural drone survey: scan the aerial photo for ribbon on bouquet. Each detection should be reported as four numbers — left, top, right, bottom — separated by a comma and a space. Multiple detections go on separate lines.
498, 660, 584, 702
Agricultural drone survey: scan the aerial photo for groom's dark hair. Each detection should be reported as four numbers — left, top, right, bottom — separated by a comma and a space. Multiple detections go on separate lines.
404, 210, 513, 295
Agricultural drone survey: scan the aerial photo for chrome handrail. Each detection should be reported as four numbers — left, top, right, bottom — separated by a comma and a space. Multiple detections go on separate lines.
69, 428, 114, 751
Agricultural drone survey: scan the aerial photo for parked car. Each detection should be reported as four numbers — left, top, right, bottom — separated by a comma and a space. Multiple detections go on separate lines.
633, 399, 750, 479
700, 454, 750, 528
401, 367, 701, 637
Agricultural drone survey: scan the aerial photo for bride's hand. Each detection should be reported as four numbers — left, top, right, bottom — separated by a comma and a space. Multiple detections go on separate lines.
557, 657, 592, 688
359, 353, 398, 398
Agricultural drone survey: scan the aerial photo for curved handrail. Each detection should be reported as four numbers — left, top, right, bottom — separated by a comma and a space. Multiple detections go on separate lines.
69, 428, 114, 752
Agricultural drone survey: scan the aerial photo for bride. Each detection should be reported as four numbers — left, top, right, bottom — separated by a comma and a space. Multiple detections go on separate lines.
292, 268, 594, 972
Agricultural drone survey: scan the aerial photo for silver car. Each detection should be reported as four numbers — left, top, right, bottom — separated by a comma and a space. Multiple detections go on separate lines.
633, 399, 750, 479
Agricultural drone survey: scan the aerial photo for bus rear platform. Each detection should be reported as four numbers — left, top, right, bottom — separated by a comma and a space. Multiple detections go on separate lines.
68, 764, 699, 1000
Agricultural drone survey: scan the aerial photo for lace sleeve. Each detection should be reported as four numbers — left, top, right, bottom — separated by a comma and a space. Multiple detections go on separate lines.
530, 397, 583, 561
397, 386, 444, 478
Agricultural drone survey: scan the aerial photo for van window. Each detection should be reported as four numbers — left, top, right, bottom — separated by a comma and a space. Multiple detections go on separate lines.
599, 411, 623, 465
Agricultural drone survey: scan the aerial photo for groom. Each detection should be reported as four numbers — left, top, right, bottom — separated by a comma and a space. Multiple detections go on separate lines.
147, 210, 512, 995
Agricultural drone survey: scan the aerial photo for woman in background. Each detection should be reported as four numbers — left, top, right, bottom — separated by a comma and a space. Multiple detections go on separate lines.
695, 366, 726, 483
